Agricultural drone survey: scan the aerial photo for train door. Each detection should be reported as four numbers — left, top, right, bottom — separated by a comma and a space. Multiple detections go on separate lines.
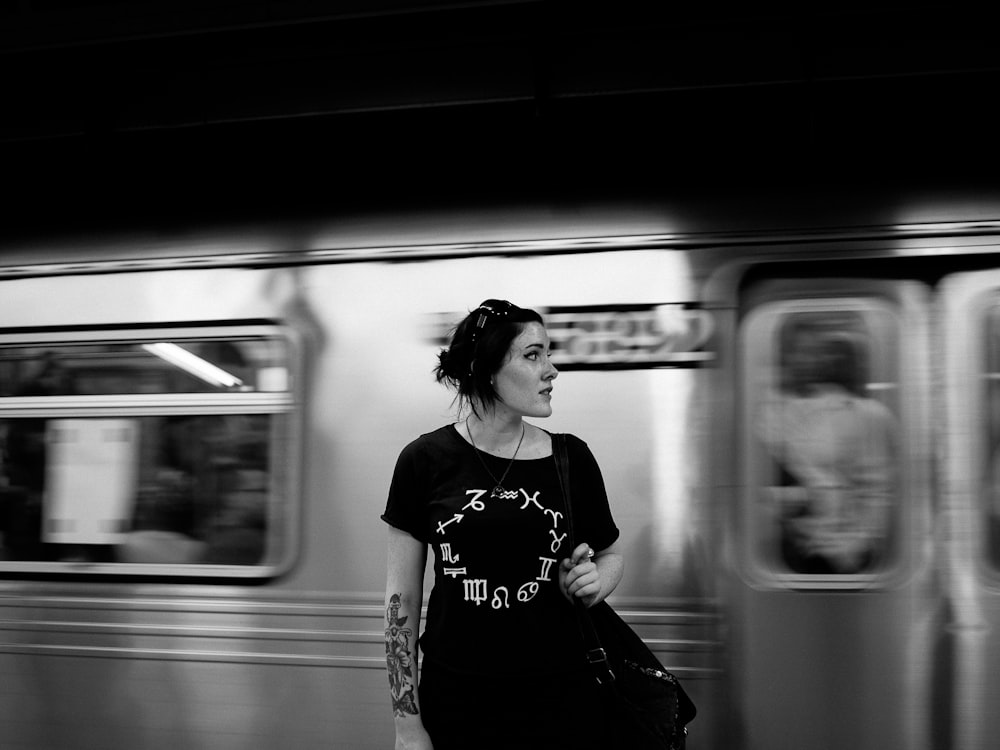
730, 275, 936, 750
940, 269, 1000, 750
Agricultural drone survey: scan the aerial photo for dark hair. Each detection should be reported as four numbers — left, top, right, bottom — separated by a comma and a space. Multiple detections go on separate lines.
779, 315, 868, 396
435, 299, 544, 416
819, 332, 866, 396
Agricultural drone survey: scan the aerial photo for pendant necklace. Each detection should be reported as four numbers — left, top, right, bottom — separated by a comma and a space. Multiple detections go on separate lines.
466, 419, 526, 499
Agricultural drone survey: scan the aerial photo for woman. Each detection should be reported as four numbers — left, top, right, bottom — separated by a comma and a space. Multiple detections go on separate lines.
382, 299, 623, 750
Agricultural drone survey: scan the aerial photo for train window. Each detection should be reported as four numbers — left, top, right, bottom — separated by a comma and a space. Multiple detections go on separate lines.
0, 326, 297, 577
742, 301, 901, 585
984, 303, 1000, 571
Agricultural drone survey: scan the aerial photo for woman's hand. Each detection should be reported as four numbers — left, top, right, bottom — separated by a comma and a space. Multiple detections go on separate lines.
395, 724, 434, 750
560, 542, 602, 608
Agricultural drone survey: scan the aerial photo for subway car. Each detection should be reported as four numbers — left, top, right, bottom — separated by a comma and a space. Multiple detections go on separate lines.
1, 190, 999, 749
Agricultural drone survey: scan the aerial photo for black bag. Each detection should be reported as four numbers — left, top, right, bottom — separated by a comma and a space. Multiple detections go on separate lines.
553, 434, 696, 750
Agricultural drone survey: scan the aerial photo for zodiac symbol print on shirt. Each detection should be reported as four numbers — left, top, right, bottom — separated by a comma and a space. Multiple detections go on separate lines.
436, 487, 565, 609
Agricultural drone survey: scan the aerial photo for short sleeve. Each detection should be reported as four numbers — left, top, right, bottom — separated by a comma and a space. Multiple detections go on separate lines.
566, 435, 620, 552
381, 439, 430, 543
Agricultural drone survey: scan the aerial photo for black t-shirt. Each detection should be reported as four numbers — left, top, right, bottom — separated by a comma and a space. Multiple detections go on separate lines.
382, 425, 620, 675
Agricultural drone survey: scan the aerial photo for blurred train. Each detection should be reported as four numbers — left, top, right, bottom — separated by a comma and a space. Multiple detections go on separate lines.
2, 190, 1000, 750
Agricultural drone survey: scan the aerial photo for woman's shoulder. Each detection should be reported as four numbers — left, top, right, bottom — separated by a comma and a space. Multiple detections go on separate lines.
398, 424, 462, 457
544, 429, 592, 455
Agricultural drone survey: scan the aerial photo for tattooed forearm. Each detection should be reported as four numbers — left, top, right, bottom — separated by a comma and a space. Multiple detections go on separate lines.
385, 593, 419, 717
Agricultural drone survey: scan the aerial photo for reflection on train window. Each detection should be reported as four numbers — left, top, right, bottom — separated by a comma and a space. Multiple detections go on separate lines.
745, 305, 900, 580
0, 414, 278, 565
0, 328, 295, 575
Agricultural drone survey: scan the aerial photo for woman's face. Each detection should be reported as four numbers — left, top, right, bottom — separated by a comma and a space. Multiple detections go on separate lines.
493, 322, 558, 418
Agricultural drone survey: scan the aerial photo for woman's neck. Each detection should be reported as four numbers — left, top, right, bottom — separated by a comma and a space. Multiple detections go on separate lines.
464, 412, 525, 455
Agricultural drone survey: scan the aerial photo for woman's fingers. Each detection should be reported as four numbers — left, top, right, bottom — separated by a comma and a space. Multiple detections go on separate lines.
564, 562, 599, 597
560, 542, 601, 602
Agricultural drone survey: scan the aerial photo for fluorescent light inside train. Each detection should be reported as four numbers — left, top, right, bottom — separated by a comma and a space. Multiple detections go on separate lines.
142, 343, 244, 389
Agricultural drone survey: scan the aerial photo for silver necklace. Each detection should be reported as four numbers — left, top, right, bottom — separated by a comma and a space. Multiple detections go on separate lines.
466, 419, 526, 499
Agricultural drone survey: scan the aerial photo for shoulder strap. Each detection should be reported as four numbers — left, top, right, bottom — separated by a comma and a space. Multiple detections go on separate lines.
552, 433, 616, 686
552, 433, 575, 545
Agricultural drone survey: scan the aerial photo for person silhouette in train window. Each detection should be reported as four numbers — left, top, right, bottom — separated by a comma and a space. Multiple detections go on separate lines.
757, 318, 897, 574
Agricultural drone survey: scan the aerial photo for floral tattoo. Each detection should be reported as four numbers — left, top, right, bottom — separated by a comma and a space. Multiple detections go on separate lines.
385, 593, 419, 717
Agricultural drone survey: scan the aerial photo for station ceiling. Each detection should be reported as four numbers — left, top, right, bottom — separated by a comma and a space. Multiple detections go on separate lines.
3, 2, 998, 230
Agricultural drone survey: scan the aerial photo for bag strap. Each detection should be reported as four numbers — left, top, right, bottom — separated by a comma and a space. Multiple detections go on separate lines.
552, 432, 616, 686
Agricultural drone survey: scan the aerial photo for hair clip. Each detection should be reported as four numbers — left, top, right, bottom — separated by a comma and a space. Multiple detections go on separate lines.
469, 300, 513, 352
475, 301, 511, 322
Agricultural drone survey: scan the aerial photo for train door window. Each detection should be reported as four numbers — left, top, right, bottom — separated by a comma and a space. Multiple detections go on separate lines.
0, 325, 298, 578
983, 302, 1000, 572
741, 300, 902, 586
